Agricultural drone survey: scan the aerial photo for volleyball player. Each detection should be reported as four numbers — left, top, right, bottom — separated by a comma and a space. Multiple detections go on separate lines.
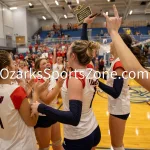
31, 40, 101, 150
97, 34, 134, 150
34, 58, 63, 150
103, 5, 150, 92
101, 6, 146, 150
0, 50, 48, 150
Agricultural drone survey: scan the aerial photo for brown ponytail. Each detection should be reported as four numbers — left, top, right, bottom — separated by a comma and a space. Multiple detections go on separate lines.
120, 34, 147, 66
71, 40, 100, 66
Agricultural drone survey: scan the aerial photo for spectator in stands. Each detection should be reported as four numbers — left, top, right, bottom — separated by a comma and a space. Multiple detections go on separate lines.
53, 23, 56, 31
95, 57, 99, 71
35, 43, 38, 53
19, 53, 24, 60
47, 32, 51, 38
61, 33, 65, 39
34, 34, 38, 42
37, 34, 41, 44
29, 44, 33, 54
95, 34, 100, 41
67, 23, 72, 30
67, 23, 70, 30
135, 31, 140, 36
59, 24, 63, 35
100, 29, 104, 36
104, 32, 109, 36
73, 23, 78, 30
99, 58, 104, 71
60, 24, 63, 30
56, 49, 62, 57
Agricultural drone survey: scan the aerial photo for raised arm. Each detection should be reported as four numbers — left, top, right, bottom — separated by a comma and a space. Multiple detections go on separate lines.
81, 15, 96, 40
103, 5, 150, 91
31, 77, 83, 126
53, 46, 57, 64
39, 78, 64, 105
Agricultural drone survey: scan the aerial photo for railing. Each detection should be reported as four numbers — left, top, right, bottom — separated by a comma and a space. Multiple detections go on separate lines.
28, 35, 150, 46
0, 35, 150, 49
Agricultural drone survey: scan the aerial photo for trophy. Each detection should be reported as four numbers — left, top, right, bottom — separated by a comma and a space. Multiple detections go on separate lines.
73, 5, 102, 26
73, 5, 92, 25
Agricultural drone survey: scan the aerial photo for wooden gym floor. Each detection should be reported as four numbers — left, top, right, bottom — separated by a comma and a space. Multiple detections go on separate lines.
48, 79, 150, 150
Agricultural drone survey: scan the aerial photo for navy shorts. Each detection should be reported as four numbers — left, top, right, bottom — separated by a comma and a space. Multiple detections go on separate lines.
34, 116, 57, 128
110, 113, 130, 120
63, 126, 101, 150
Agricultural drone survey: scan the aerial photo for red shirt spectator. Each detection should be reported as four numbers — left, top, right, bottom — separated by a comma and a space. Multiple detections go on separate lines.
35, 44, 38, 52
57, 50, 61, 57
29, 44, 32, 50
62, 50, 66, 57
19, 54, 24, 60
49, 60, 53, 65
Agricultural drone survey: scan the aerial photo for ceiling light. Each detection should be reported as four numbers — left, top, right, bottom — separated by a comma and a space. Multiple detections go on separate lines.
64, 14, 67, 19
106, 12, 108, 15
68, 5, 72, 10
107, 0, 110, 2
29, 2, 33, 6
129, 10, 133, 15
10, 7, 17, 10
55, 0, 59, 5
42, 16, 46, 20
76, 0, 79, 4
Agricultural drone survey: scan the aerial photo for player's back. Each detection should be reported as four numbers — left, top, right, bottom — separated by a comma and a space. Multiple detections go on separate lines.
0, 84, 37, 150
61, 68, 98, 140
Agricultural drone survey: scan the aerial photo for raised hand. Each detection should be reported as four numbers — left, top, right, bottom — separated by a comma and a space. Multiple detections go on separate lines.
84, 15, 96, 24
34, 80, 49, 93
103, 5, 122, 35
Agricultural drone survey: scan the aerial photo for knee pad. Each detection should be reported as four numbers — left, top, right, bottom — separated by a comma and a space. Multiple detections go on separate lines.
52, 138, 62, 147
39, 147, 49, 150
112, 146, 125, 150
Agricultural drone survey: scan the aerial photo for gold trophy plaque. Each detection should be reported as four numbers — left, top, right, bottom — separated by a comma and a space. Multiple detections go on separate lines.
73, 5, 92, 25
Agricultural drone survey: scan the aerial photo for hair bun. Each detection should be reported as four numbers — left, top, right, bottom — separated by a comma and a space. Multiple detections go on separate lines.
86, 41, 100, 58
86, 42, 93, 58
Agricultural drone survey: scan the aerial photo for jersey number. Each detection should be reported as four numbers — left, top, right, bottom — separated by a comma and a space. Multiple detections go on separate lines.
0, 96, 4, 129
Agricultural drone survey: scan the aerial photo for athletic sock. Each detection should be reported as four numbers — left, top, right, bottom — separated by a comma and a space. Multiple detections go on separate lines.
112, 146, 125, 150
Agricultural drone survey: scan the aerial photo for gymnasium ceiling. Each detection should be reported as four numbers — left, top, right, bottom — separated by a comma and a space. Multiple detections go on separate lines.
1, 0, 150, 23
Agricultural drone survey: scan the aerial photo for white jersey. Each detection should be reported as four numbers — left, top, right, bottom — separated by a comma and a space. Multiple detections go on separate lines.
107, 58, 130, 115
52, 63, 63, 79
61, 69, 98, 140
0, 84, 37, 150
47, 77, 58, 108
36, 75, 58, 109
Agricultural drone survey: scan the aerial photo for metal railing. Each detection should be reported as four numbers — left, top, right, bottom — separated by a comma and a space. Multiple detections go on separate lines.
0, 35, 150, 48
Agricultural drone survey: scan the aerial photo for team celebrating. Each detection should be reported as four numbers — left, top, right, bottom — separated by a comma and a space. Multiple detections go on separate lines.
0, 5, 149, 150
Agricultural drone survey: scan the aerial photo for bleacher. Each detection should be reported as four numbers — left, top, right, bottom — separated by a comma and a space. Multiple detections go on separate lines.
40, 26, 150, 41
